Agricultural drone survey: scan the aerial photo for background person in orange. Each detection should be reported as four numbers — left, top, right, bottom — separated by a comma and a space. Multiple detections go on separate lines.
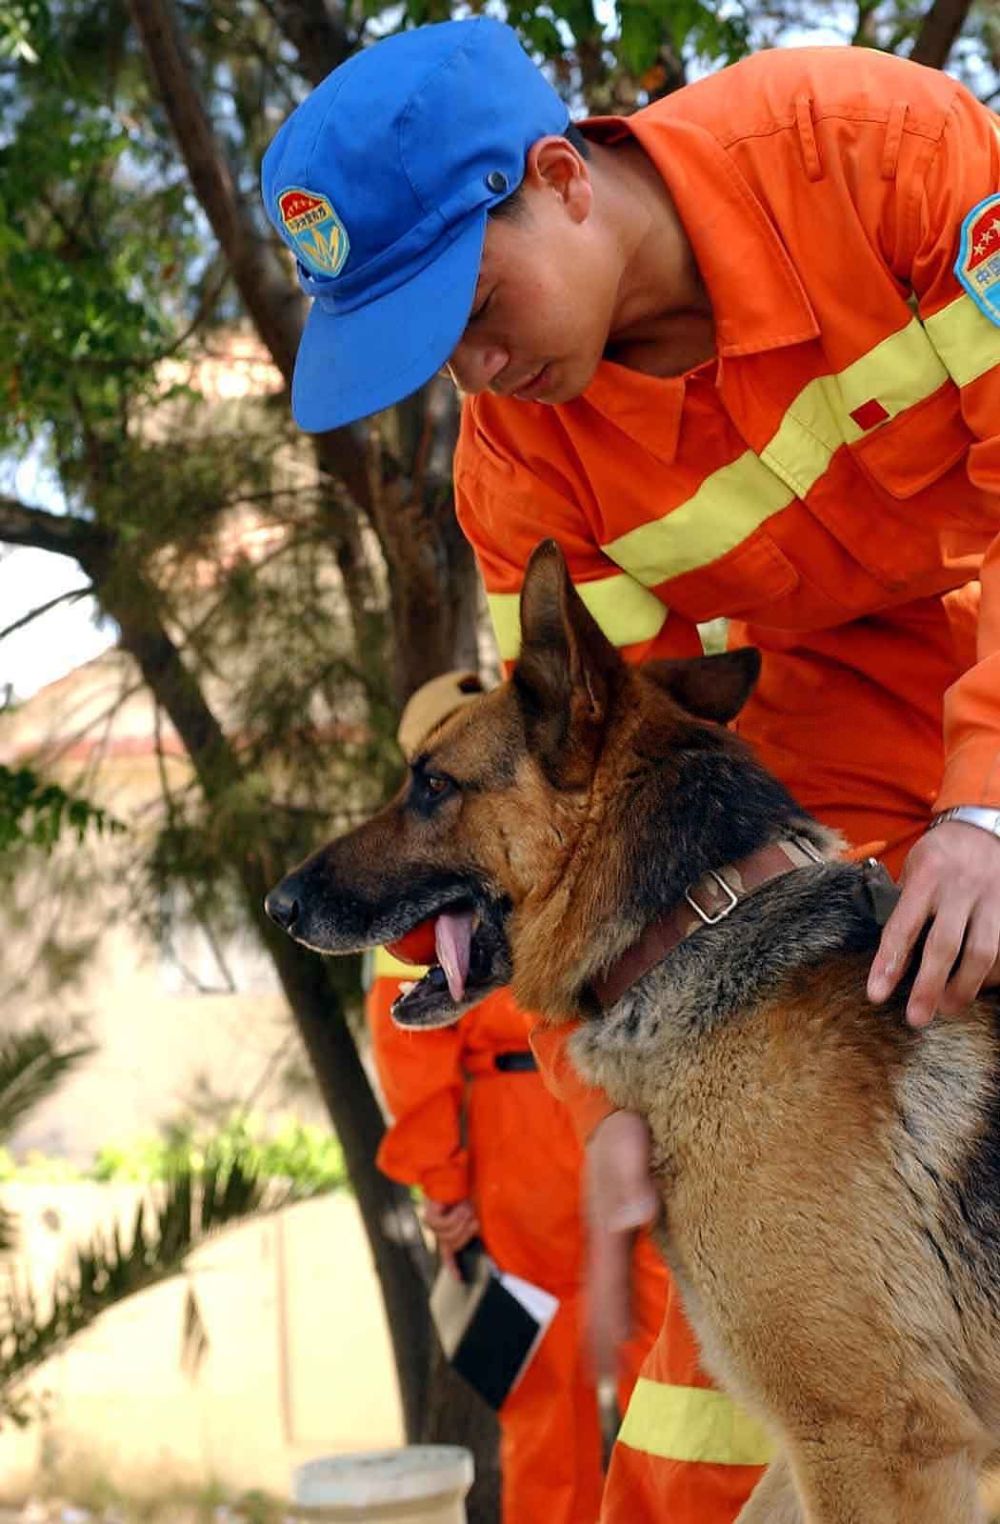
366, 671, 667, 1524
263, 24, 1000, 1522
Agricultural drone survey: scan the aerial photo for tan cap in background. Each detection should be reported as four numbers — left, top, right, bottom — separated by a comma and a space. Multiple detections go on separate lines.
397, 671, 485, 759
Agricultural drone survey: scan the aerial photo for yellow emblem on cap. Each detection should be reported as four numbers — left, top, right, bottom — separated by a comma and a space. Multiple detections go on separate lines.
278, 187, 349, 277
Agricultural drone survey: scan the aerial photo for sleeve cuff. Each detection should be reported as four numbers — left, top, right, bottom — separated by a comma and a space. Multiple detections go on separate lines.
375, 1136, 471, 1203
935, 736, 1000, 814
529, 1022, 617, 1144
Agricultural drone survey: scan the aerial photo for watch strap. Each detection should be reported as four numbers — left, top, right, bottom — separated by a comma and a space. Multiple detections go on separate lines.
929, 805, 1000, 838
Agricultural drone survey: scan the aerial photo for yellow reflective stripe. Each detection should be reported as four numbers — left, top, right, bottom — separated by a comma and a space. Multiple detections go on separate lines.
489, 304, 987, 633
603, 316, 956, 587
604, 452, 792, 587
759, 375, 843, 496
487, 572, 668, 661
373, 946, 428, 979
923, 292, 1000, 388
617, 1379, 774, 1468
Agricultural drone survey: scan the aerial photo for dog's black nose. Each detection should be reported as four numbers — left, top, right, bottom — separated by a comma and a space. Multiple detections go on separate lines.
265, 882, 299, 932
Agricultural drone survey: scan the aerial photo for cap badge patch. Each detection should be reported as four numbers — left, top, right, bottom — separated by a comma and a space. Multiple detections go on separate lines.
278, 187, 349, 278
955, 193, 1000, 327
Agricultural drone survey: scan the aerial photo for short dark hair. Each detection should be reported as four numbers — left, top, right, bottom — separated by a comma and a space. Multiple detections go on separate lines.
489, 123, 590, 222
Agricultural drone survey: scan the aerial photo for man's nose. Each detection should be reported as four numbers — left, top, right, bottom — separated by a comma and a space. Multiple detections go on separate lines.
447, 337, 509, 394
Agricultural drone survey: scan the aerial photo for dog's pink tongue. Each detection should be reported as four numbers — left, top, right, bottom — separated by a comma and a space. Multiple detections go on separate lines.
435, 911, 474, 1003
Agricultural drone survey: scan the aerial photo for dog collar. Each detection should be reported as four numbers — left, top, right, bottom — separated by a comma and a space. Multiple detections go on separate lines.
591, 835, 827, 1010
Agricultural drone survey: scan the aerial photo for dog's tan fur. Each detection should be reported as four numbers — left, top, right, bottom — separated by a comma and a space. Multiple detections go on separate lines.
580, 954, 998, 1520
269, 543, 1000, 1522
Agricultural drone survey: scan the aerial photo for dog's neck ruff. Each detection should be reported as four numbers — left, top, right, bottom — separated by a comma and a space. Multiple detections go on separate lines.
592, 836, 826, 1010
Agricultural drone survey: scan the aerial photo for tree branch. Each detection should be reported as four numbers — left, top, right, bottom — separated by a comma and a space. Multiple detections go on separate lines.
909, 0, 973, 68
0, 497, 112, 564
0, 585, 93, 644
128, 0, 304, 382
262, 0, 357, 88
128, 0, 374, 514
65, 546, 435, 1435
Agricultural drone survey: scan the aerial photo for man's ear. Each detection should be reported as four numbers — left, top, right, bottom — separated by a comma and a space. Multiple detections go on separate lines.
526, 136, 591, 223
513, 541, 622, 787
642, 648, 762, 724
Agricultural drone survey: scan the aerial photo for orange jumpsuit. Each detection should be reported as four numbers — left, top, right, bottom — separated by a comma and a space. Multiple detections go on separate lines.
452, 46, 1000, 1524
367, 951, 667, 1524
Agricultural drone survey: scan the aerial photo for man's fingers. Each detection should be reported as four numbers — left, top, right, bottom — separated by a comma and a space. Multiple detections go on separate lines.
607, 1189, 658, 1233
437, 1209, 479, 1251
938, 912, 1000, 1016
868, 877, 935, 1003
588, 1226, 632, 1381
904, 904, 969, 1028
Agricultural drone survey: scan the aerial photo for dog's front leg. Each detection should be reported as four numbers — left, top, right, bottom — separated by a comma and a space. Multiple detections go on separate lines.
743, 1433, 985, 1524
736, 1455, 803, 1524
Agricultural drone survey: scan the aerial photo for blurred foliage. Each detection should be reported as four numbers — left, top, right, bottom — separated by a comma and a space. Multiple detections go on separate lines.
0, 1027, 93, 1141
0, 1028, 92, 1248
89, 1111, 348, 1190
0, 764, 124, 856
0, 1147, 310, 1426
0, 1066, 339, 1426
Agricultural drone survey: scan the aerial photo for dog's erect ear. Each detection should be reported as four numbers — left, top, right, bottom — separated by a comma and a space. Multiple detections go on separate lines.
643, 647, 762, 724
513, 541, 622, 787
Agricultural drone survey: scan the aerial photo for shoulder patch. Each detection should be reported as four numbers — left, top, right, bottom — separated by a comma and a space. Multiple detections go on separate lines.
277, 187, 349, 278
955, 192, 1000, 327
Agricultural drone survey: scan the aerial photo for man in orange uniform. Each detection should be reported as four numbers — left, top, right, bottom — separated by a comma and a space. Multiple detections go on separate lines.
367, 672, 666, 1524
263, 23, 1000, 1520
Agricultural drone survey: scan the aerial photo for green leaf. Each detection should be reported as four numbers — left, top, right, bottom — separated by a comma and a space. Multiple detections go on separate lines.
0, 1031, 94, 1141
0, 1154, 319, 1423
618, 2, 664, 74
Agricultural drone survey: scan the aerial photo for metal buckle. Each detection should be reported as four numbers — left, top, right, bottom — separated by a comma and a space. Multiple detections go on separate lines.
684, 871, 739, 926
792, 834, 825, 864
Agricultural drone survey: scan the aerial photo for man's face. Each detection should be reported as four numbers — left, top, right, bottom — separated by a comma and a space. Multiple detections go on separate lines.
444, 143, 618, 405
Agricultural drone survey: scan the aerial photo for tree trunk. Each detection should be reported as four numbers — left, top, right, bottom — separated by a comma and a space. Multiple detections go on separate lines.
909, 0, 973, 67
112, 3, 502, 1501
68, 538, 438, 1437
128, 0, 481, 711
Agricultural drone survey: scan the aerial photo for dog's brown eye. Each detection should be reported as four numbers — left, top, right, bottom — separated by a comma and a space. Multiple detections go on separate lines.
425, 774, 450, 796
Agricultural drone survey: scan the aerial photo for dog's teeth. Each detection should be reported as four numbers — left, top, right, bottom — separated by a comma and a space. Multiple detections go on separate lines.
399, 981, 416, 996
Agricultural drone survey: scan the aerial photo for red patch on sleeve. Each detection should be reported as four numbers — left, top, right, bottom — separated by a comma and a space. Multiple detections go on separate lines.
849, 398, 890, 431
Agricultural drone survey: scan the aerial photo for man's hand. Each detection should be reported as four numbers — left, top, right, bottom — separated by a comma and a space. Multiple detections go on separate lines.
585, 1109, 659, 1381
422, 1197, 480, 1275
867, 821, 1000, 1027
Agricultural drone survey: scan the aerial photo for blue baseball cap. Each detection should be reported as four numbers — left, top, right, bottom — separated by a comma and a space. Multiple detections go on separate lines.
261, 19, 570, 432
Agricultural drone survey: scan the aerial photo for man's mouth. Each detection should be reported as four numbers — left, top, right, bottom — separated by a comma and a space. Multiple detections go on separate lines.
511, 363, 552, 401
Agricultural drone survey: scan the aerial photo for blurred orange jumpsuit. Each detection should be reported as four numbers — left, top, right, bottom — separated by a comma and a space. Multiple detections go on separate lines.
453, 46, 1000, 1524
367, 951, 667, 1524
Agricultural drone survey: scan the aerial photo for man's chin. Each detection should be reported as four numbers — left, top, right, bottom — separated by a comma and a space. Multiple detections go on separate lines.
543, 360, 597, 406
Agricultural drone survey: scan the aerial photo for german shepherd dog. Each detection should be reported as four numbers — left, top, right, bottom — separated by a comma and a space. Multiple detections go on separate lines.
266, 541, 1000, 1523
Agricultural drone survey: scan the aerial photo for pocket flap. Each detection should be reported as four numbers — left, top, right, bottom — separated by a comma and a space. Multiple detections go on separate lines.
849, 385, 970, 500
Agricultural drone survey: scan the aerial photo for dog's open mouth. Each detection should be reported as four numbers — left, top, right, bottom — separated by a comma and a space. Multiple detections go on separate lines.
388, 904, 506, 1028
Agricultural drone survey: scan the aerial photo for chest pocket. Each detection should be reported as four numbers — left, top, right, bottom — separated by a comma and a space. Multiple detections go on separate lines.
761, 366, 976, 589
667, 528, 800, 623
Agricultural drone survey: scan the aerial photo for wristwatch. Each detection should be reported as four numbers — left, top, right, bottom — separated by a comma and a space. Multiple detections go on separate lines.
929, 805, 1000, 839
